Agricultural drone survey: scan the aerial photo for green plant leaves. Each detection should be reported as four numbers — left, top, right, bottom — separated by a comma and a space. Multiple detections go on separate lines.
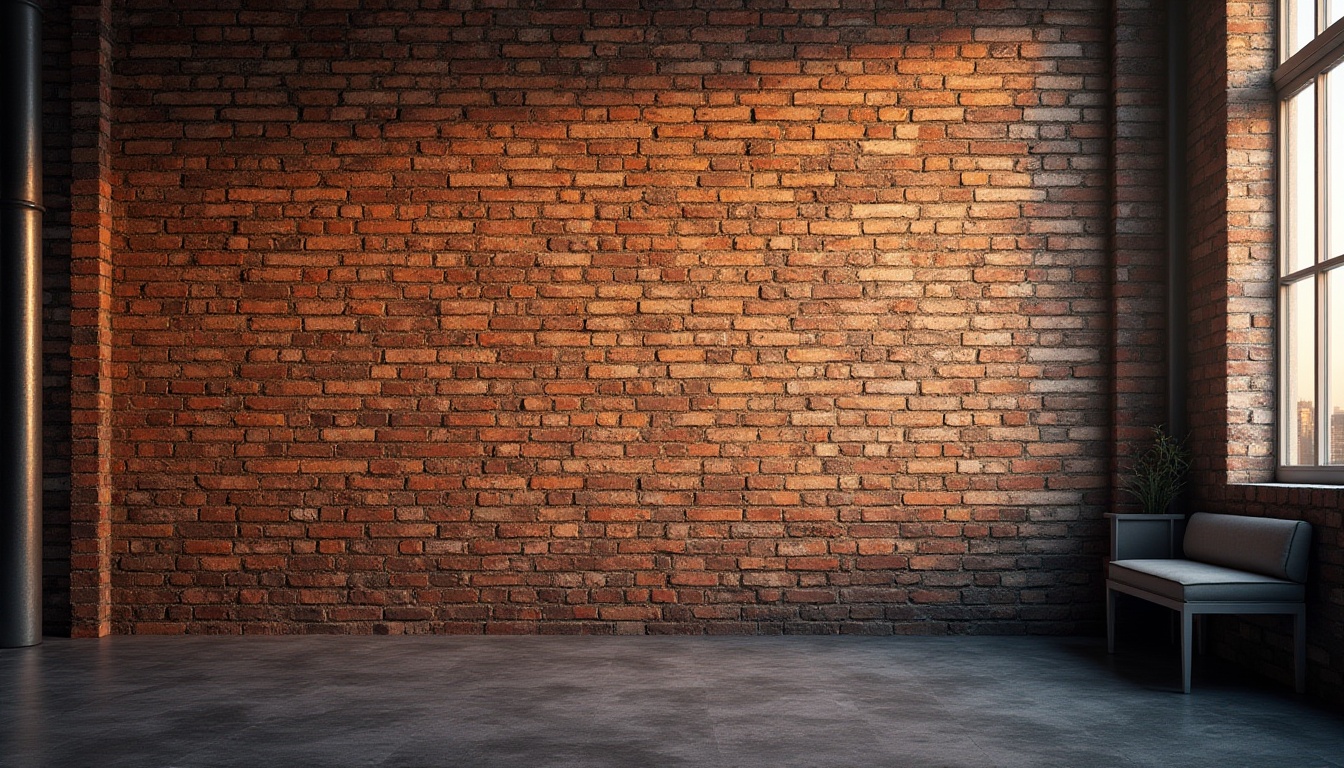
1123, 426, 1192, 515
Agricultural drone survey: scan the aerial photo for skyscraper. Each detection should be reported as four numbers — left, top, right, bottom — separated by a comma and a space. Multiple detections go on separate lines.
1331, 408, 1344, 465
1296, 400, 1316, 464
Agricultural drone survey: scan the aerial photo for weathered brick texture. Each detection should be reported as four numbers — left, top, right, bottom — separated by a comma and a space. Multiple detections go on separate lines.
74, 0, 1119, 635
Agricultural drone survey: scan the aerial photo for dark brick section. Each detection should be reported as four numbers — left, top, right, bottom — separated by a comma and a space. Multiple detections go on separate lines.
1108, 0, 1168, 504
43, 0, 76, 636
1209, 484, 1344, 705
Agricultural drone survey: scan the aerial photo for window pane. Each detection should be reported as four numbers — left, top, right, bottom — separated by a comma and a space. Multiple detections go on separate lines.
1286, 0, 1318, 60
1285, 84, 1316, 274
1330, 269, 1344, 464
1330, 0, 1344, 29
1329, 66, 1344, 260
1285, 278, 1317, 465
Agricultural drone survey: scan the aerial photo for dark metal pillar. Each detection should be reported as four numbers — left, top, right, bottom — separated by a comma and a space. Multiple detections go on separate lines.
1166, 0, 1189, 443
0, 0, 44, 648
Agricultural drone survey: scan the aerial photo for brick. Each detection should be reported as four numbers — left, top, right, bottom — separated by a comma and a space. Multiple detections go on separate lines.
50, 0, 1182, 648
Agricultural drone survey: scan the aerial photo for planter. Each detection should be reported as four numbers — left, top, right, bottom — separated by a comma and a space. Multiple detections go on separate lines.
1105, 513, 1186, 561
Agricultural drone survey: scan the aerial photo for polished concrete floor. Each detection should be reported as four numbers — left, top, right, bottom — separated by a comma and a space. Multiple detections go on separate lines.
1, 635, 1340, 768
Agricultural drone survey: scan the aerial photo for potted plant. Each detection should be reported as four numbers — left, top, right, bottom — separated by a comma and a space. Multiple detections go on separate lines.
1122, 426, 1192, 515
1108, 426, 1194, 560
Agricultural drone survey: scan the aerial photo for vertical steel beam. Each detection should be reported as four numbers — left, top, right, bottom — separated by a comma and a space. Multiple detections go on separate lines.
1166, 0, 1189, 443
0, 0, 45, 648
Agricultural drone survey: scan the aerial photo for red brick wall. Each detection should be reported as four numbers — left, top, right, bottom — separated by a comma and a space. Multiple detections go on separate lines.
72, 0, 1124, 635
1184, 0, 1233, 486
1183, 0, 1344, 705
1185, 0, 1276, 486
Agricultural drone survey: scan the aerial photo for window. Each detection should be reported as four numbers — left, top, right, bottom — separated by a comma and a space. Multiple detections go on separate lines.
1275, 3, 1344, 483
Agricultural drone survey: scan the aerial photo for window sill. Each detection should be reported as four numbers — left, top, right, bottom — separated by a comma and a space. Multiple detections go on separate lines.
1233, 481, 1344, 490
1273, 467, 1344, 486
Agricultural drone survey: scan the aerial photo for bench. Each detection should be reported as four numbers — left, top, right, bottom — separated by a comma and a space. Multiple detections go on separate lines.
1106, 512, 1312, 693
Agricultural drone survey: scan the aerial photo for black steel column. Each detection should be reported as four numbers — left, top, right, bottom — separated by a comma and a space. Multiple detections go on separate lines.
1166, 0, 1189, 443
0, 0, 44, 648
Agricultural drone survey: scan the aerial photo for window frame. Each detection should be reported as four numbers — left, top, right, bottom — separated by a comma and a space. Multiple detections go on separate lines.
1274, 7, 1344, 484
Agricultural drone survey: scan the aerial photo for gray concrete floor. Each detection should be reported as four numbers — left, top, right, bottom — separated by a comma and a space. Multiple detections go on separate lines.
0, 635, 1340, 768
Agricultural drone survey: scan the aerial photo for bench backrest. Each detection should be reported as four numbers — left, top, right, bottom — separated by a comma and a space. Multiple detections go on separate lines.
1183, 512, 1312, 583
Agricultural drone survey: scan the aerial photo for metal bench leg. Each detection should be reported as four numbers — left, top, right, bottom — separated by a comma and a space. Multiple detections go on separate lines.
1106, 586, 1116, 654
1294, 609, 1307, 695
1181, 608, 1193, 694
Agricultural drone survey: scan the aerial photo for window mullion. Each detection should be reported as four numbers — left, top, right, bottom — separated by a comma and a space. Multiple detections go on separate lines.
1274, 13, 1344, 92
1324, 271, 1336, 464
1316, 276, 1328, 464
1317, 74, 1329, 466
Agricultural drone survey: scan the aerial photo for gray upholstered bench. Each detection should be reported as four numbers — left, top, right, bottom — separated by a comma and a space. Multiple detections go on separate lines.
1106, 512, 1312, 693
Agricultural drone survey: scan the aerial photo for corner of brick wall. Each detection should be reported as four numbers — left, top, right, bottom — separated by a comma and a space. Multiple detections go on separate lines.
67, 0, 117, 638
1184, 0, 1233, 487
1185, 0, 1275, 490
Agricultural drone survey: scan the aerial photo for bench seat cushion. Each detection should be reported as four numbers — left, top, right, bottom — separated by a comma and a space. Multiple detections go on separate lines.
1109, 559, 1305, 603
